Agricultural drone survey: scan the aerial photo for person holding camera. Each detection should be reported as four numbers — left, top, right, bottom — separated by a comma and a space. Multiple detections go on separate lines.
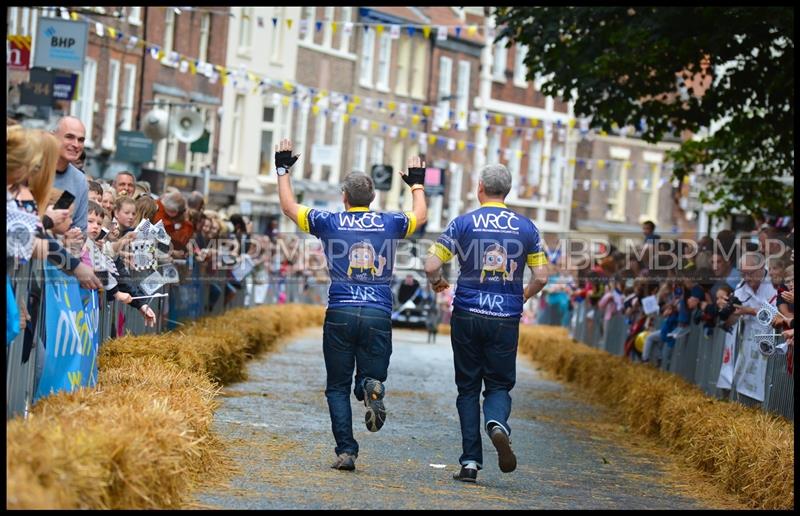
274, 138, 427, 472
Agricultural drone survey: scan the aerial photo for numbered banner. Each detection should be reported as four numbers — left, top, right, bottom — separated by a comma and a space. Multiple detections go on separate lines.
731, 321, 768, 401
34, 263, 100, 401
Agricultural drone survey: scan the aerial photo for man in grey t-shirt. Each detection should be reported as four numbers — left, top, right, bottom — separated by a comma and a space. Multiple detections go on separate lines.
52, 116, 89, 233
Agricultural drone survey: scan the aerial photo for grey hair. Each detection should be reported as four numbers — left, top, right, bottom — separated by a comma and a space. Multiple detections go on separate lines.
161, 191, 186, 213
114, 170, 136, 184
50, 115, 84, 134
341, 172, 375, 207
480, 164, 512, 197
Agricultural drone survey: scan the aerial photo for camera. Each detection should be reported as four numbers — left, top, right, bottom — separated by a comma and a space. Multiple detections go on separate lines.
717, 295, 742, 322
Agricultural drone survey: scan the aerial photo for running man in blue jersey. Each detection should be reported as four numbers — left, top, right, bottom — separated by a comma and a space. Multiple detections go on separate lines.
424, 164, 549, 483
275, 138, 427, 471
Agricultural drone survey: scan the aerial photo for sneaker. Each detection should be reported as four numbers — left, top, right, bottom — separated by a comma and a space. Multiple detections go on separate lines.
667, 326, 690, 339
489, 426, 517, 473
452, 465, 478, 483
363, 378, 386, 432
330, 453, 356, 471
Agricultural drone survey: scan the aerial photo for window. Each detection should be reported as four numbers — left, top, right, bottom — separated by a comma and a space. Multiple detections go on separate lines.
128, 7, 142, 25
376, 33, 392, 90
120, 63, 137, 131
641, 152, 663, 222
163, 8, 176, 54
508, 137, 522, 199
301, 7, 315, 44
493, 37, 508, 81
230, 94, 245, 173
360, 28, 375, 87
259, 106, 276, 176
447, 163, 464, 222
550, 141, 565, 205
9, 7, 36, 35
199, 13, 211, 62
339, 7, 353, 52
354, 135, 368, 173
101, 59, 121, 150
487, 130, 500, 164
329, 116, 345, 184
410, 39, 426, 99
513, 44, 528, 87
370, 137, 384, 169
311, 114, 328, 181
323, 7, 334, 48
271, 7, 285, 63
294, 104, 309, 176
395, 36, 411, 96
606, 160, 627, 221
238, 7, 253, 53
455, 61, 470, 131
9, 7, 17, 34
436, 56, 452, 129
527, 139, 543, 199
188, 109, 214, 173
70, 58, 97, 148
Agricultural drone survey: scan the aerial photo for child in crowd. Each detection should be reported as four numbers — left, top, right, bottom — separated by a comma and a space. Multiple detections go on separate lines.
114, 196, 137, 237
87, 180, 103, 204
101, 185, 116, 216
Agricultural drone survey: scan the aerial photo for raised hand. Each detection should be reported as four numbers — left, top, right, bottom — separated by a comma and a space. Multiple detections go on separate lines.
402, 155, 426, 187
274, 138, 300, 171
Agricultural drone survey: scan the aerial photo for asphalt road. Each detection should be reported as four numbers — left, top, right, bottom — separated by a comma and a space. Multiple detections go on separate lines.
191, 327, 723, 510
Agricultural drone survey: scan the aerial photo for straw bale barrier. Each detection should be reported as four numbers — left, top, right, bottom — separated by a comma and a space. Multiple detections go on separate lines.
7, 304, 324, 509
517, 325, 794, 510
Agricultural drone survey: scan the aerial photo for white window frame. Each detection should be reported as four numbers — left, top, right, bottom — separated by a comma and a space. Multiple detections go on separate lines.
550, 141, 565, 205
376, 33, 392, 91
189, 108, 214, 173
641, 152, 663, 223
339, 7, 353, 52
198, 13, 211, 63
508, 137, 522, 200
9, 7, 18, 34
359, 28, 375, 88
21, 7, 29, 36
301, 6, 315, 44
487, 130, 500, 164
329, 116, 345, 184
436, 56, 452, 129
395, 36, 411, 96
410, 39, 426, 100
270, 6, 285, 64
527, 139, 543, 198
455, 60, 470, 131
259, 103, 277, 176
163, 8, 176, 55
322, 7, 334, 48
311, 113, 328, 181
513, 44, 528, 87
370, 136, 384, 170
354, 134, 368, 173
128, 7, 142, 26
101, 59, 121, 150
238, 7, 253, 56
120, 63, 137, 131
229, 94, 245, 173
294, 103, 310, 177
493, 37, 508, 82
70, 57, 97, 148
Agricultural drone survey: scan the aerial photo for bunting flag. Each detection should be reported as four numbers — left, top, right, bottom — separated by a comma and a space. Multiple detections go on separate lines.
331, 21, 338, 33
422, 26, 431, 39
287, 19, 294, 29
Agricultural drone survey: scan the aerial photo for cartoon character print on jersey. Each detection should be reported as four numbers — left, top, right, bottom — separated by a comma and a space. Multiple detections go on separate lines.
479, 243, 517, 284
346, 240, 387, 280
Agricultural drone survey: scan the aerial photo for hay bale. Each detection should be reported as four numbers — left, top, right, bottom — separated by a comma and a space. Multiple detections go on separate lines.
516, 324, 794, 510
6, 304, 325, 509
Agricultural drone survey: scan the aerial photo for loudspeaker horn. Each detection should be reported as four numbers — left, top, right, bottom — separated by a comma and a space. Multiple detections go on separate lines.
142, 109, 170, 141
171, 109, 205, 143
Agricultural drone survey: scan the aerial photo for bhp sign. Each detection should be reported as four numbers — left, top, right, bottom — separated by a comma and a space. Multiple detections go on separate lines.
32, 17, 88, 73
6, 35, 31, 70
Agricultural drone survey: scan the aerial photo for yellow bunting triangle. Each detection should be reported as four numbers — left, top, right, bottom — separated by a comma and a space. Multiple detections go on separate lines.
536, 129, 544, 139
592, 179, 600, 188
108, 27, 117, 39
70, 11, 78, 20
568, 118, 576, 129
353, 96, 361, 105
370, 121, 378, 131
312, 105, 320, 115
189, 61, 197, 75
283, 81, 293, 92
387, 101, 396, 111
597, 159, 606, 169
428, 135, 437, 145
376, 24, 384, 35
467, 25, 477, 36
494, 114, 503, 124
422, 26, 431, 38
457, 140, 466, 150
504, 127, 513, 137
516, 150, 523, 158
530, 118, 539, 127
422, 106, 432, 117
332, 21, 338, 33
281, 96, 290, 106
342, 114, 350, 124
286, 19, 293, 29
399, 128, 408, 138
411, 114, 420, 125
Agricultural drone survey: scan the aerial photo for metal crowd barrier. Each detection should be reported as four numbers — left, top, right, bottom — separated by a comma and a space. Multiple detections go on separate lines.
7, 255, 260, 420
567, 306, 794, 421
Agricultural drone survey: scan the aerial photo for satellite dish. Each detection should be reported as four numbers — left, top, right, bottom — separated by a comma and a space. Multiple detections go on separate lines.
170, 109, 204, 143
142, 109, 170, 141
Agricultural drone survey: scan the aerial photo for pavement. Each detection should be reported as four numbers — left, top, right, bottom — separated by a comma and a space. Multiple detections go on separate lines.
191, 327, 725, 510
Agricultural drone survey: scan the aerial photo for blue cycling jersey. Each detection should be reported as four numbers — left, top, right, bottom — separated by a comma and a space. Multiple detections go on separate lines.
430, 202, 547, 318
297, 206, 417, 314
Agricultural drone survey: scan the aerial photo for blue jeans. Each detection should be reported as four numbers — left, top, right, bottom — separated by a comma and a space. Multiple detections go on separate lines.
323, 307, 392, 457
450, 308, 519, 468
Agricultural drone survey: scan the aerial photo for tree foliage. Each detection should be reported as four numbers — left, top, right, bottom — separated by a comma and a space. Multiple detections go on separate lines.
495, 7, 794, 217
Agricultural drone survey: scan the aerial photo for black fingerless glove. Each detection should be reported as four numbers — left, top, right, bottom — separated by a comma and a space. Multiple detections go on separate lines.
275, 150, 299, 171
403, 167, 426, 187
